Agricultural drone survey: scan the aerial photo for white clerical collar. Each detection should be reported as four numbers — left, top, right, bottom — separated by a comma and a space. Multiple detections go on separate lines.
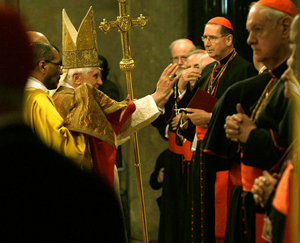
60, 81, 75, 90
25, 76, 49, 94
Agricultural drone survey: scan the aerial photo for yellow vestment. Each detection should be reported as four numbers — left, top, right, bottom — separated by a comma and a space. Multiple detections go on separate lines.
23, 88, 90, 170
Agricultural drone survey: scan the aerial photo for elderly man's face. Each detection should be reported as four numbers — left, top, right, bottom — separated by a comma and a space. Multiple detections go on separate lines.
246, 5, 285, 69
171, 42, 194, 73
78, 67, 103, 89
203, 24, 229, 61
186, 53, 204, 69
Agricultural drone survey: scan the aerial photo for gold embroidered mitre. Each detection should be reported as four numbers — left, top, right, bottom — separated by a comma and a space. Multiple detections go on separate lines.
62, 6, 100, 69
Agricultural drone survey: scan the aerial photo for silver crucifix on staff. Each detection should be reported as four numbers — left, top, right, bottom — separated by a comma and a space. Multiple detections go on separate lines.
99, 1, 149, 242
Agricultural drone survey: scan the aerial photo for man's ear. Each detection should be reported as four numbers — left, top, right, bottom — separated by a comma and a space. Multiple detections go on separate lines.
226, 34, 233, 46
281, 16, 292, 39
72, 72, 81, 85
38, 60, 46, 73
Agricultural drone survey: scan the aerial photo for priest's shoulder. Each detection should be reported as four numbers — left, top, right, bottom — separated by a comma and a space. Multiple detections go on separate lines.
24, 88, 54, 104
224, 70, 272, 94
231, 54, 257, 72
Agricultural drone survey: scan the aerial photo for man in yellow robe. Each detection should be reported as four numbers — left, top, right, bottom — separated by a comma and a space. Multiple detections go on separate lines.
23, 42, 88, 166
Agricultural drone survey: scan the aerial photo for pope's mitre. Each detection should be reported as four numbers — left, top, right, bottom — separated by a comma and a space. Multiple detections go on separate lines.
62, 6, 100, 69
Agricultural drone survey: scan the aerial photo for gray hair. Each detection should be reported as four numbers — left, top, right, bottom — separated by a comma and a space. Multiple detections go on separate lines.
65, 67, 94, 84
250, 2, 294, 27
188, 50, 207, 57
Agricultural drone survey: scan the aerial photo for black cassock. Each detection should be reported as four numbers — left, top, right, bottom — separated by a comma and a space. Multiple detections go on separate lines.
202, 61, 290, 243
179, 50, 257, 243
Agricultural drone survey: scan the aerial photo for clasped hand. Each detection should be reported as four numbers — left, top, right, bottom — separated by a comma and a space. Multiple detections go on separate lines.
251, 170, 278, 208
224, 103, 257, 143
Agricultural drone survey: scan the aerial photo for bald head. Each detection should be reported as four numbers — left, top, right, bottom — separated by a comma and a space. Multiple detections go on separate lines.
170, 39, 197, 73
27, 31, 49, 43
186, 50, 206, 69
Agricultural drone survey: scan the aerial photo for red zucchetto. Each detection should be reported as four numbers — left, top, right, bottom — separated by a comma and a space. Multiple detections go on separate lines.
257, 0, 298, 17
207, 17, 234, 31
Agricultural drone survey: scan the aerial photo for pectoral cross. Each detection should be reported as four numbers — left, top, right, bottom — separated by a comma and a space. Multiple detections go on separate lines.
99, 1, 149, 242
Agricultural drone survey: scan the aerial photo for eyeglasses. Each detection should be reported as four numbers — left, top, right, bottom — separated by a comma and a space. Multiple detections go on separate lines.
44, 60, 63, 70
171, 56, 188, 63
201, 35, 227, 43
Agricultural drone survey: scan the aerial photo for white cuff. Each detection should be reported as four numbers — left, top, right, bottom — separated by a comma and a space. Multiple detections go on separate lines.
180, 118, 189, 129
178, 89, 186, 99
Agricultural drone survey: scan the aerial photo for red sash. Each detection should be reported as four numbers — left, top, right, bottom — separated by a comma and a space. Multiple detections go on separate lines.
272, 160, 293, 215
241, 163, 263, 192
182, 139, 193, 161
229, 162, 242, 186
168, 130, 183, 155
196, 126, 207, 141
215, 170, 233, 242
